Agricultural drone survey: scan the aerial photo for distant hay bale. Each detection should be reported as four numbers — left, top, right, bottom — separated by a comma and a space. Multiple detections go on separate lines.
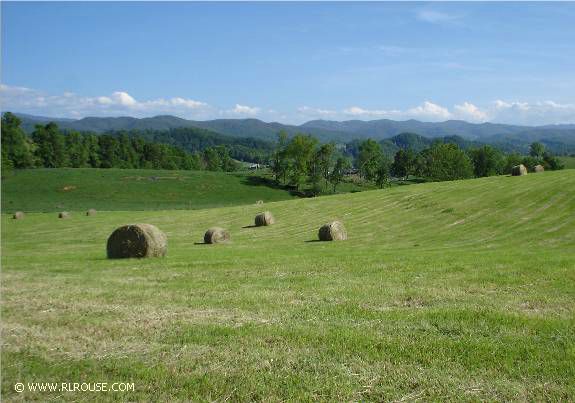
511, 164, 528, 176
534, 164, 545, 173
86, 209, 97, 216
107, 224, 167, 259
255, 211, 275, 226
58, 212, 70, 219
13, 211, 24, 220
256, 200, 264, 205
318, 221, 347, 241
204, 227, 230, 244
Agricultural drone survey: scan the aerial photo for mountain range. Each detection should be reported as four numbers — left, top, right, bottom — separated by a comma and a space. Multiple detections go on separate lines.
8, 112, 575, 154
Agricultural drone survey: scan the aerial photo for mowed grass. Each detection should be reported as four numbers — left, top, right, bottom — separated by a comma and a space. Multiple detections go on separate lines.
2, 170, 575, 401
1, 168, 296, 212
559, 156, 575, 169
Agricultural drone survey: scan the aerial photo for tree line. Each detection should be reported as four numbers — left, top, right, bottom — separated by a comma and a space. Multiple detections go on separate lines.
271, 130, 565, 194
1, 113, 238, 172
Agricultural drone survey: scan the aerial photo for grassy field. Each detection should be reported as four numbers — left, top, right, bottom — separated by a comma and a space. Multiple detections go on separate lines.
1, 168, 384, 213
2, 170, 574, 401
559, 156, 575, 169
1, 168, 298, 212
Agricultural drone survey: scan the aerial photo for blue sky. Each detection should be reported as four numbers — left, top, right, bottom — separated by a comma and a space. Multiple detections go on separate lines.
2, 1, 575, 125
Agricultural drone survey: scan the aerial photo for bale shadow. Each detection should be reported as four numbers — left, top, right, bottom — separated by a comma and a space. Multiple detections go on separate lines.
242, 225, 258, 229
304, 239, 322, 243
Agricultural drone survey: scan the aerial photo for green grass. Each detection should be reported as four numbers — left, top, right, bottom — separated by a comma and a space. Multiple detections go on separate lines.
559, 156, 575, 169
2, 170, 574, 401
1, 168, 297, 212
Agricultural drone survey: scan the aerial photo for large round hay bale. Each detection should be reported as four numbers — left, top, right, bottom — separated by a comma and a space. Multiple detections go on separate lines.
107, 224, 167, 259
534, 164, 545, 173
58, 212, 70, 219
86, 208, 97, 216
204, 227, 230, 244
255, 211, 275, 226
255, 200, 264, 205
511, 164, 528, 176
318, 221, 347, 241
13, 211, 24, 220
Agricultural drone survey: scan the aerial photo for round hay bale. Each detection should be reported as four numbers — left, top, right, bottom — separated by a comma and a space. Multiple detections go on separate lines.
204, 227, 230, 244
318, 221, 347, 241
511, 164, 528, 176
256, 200, 264, 205
255, 211, 275, 226
58, 212, 70, 219
534, 164, 545, 173
86, 209, 97, 216
13, 211, 24, 220
107, 224, 167, 259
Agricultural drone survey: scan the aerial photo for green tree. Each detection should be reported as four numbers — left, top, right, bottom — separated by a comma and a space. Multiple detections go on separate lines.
529, 142, 545, 158
391, 148, 416, 180
286, 134, 318, 190
542, 152, 564, 171
329, 157, 351, 193
504, 153, 523, 174
469, 145, 504, 177
419, 143, 474, 181
98, 135, 121, 168
357, 139, 383, 182
1, 112, 35, 168
65, 131, 89, 168
203, 147, 222, 171
117, 134, 138, 168
375, 158, 392, 188
32, 122, 68, 168
84, 134, 101, 168
316, 143, 335, 185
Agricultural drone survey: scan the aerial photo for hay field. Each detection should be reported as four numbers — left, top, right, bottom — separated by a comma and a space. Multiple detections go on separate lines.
2, 170, 574, 401
1, 168, 297, 213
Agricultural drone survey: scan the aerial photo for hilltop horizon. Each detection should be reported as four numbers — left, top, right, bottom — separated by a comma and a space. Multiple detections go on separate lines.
8, 110, 575, 129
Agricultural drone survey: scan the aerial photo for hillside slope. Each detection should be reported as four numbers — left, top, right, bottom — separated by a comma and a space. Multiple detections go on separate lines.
1, 168, 296, 212
2, 171, 574, 401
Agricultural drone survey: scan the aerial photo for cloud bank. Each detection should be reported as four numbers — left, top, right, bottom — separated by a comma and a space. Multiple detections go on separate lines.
1, 84, 574, 126
297, 100, 575, 126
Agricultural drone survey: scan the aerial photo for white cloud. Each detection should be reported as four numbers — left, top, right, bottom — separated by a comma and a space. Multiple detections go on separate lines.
228, 104, 261, 116
407, 101, 452, 120
340, 101, 451, 121
298, 100, 575, 125
297, 106, 338, 117
453, 102, 488, 122
0, 84, 211, 118
491, 99, 575, 125
416, 9, 462, 25
2, 84, 574, 125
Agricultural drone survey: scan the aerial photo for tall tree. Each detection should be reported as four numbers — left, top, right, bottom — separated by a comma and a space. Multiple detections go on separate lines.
357, 139, 383, 182
329, 157, 351, 193
66, 131, 89, 168
84, 135, 101, 168
469, 145, 504, 177
375, 159, 391, 189
1, 112, 35, 168
32, 122, 68, 168
418, 143, 474, 181
286, 134, 318, 190
529, 142, 545, 159
391, 148, 416, 180
316, 143, 335, 185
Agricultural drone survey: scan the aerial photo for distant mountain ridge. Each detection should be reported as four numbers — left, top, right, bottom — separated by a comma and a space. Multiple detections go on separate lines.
7, 112, 575, 154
